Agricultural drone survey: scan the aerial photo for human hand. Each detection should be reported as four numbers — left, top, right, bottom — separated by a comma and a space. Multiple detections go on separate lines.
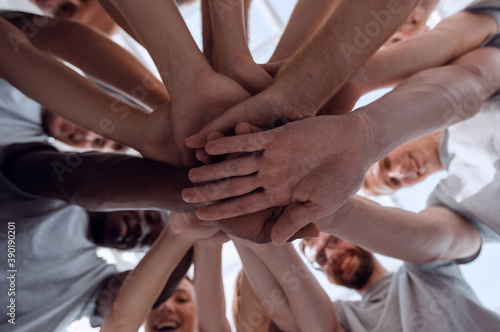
170, 68, 251, 166
210, 208, 319, 244
185, 85, 314, 150
260, 60, 286, 78
194, 231, 230, 249
183, 114, 372, 244
212, 52, 273, 95
169, 212, 221, 242
317, 77, 365, 116
138, 102, 184, 166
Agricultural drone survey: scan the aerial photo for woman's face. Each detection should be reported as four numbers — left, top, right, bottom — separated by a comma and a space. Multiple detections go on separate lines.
144, 279, 198, 332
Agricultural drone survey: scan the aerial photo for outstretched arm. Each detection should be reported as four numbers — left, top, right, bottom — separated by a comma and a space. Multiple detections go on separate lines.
232, 239, 299, 331
234, 238, 342, 332
101, 213, 219, 332
1, 143, 195, 213
317, 196, 481, 263
193, 234, 231, 332
0, 17, 181, 164
206, 0, 272, 94
183, 46, 500, 244
6, 12, 169, 110
108, 0, 251, 166
268, 0, 339, 63
323, 9, 499, 115
186, 0, 420, 147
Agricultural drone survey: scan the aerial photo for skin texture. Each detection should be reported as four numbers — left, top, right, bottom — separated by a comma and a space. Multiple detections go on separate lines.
324, 10, 499, 116
183, 47, 500, 244
206, 0, 273, 94
0, 17, 182, 165
186, 0, 420, 148
233, 237, 341, 332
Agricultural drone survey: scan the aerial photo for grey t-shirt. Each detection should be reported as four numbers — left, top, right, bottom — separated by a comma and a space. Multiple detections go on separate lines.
334, 261, 500, 332
0, 144, 117, 332
0, 78, 49, 148
427, 94, 500, 242
464, 0, 500, 31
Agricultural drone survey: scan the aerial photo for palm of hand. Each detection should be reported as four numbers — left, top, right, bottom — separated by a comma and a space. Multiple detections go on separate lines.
170, 69, 250, 167
187, 114, 370, 243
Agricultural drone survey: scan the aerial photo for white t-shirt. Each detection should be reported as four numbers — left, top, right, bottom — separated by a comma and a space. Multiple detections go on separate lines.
427, 94, 500, 242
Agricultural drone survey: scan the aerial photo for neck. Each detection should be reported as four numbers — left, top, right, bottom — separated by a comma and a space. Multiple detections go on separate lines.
357, 259, 389, 296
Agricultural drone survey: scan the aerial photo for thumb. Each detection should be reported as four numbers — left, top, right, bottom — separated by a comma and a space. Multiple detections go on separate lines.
271, 203, 325, 245
185, 111, 242, 149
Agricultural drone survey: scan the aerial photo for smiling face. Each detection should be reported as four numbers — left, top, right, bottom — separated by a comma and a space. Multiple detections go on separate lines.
145, 279, 198, 332
89, 210, 169, 250
304, 233, 375, 290
32, 0, 118, 34
363, 132, 443, 195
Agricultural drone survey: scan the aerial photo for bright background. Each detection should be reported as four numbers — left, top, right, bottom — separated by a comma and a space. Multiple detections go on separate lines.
1, 0, 499, 331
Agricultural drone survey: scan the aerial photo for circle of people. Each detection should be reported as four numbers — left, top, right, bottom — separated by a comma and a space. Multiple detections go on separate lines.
1, 0, 500, 331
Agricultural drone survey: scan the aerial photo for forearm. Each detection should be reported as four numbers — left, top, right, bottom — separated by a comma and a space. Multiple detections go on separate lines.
98, 0, 140, 42
232, 239, 299, 332
358, 46, 500, 164
109, 0, 211, 96
0, 18, 151, 151
269, 0, 339, 62
102, 228, 195, 332
209, 0, 250, 63
317, 196, 481, 263
10, 13, 169, 109
194, 242, 231, 332
246, 242, 338, 332
3, 144, 196, 213
272, 0, 419, 112
357, 11, 498, 93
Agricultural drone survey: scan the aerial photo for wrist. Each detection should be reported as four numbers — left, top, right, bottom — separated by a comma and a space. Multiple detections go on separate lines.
348, 110, 384, 166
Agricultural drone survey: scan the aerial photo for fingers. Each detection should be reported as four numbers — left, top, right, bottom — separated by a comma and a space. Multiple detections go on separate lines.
271, 203, 328, 245
185, 110, 243, 149
188, 153, 260, 183
204, 131, 272, 155
195, 191, 274, 220
288, 223, 320, 241
182, 175, 260, 203
234, 122, 261, 135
